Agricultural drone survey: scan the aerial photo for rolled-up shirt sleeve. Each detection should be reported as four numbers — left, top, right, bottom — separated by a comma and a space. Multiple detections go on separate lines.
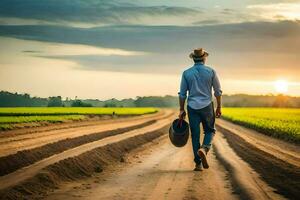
178, 72, 188, 99
212, 70, 222, 97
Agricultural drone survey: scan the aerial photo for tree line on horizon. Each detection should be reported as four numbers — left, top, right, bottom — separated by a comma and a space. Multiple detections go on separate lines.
0, 91, 300, 108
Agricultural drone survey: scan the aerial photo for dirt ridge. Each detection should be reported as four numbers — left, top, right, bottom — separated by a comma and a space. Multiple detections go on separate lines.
0, 126, 169, 200
0, 111, 162, 136
0, 120, 156, 176
216, 119, 300, 167
0, 116, 173, 191
214, 132, 286, 200
0, 110, 172, 157
218, 126, 300, 200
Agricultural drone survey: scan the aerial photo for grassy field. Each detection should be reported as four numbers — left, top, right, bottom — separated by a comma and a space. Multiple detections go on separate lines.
0, 107, 158, 130
222, 108, 300, 144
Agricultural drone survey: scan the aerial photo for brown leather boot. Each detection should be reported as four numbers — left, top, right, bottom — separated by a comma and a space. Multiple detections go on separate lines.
198, 148, 209, 169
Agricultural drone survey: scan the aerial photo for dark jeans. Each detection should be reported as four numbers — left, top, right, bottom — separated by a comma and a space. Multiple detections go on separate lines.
187, 103, 216, 165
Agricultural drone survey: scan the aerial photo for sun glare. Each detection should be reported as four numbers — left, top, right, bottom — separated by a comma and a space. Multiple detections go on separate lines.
274, 80, 288, 93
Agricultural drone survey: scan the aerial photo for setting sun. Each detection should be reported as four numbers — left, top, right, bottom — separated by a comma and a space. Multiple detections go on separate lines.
274, 80, 288, 93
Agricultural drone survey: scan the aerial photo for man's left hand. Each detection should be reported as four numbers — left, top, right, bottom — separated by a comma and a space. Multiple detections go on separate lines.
216, 107, 222, 118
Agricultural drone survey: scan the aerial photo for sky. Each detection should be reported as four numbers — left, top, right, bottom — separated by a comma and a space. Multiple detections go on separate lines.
0, 0, 299, 99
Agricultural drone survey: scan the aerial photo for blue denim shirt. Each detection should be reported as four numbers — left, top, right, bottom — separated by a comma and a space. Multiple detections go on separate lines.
178, 63, 222, 109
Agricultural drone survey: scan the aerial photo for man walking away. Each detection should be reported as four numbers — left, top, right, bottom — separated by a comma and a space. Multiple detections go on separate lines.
178, 48, 222, 171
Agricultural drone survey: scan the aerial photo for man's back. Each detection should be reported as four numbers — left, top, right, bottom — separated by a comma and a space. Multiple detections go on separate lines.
179, 63, 222, 110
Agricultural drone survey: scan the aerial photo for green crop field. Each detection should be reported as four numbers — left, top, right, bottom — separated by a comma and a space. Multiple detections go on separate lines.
222, 108, 300, 143
0, 107, 157, 116
0, 107, 158, 130
0, 115, 86, 124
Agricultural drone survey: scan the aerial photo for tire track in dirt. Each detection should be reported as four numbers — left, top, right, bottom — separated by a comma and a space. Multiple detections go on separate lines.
46, 137, 237, 200
217, 126, 300, 200
47, 129, 285, 200
216, 119, 300, 167
0, 110, 171, 157
0, 114, 174, 192
0, 110, 163, 138
183, 143, 238, 200
213, 133, 285, 200
0, 126, 171, 200
0, 120, 156, 176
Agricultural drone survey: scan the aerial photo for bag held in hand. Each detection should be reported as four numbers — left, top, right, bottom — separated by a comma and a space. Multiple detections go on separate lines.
169, 119, 190, 147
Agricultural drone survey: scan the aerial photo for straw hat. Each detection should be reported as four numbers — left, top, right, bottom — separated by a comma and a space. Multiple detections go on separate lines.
189, 48, 209, 60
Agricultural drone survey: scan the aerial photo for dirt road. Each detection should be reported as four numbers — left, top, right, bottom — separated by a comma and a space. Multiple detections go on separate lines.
46, 136, 238, 200
0, 112, 299, 200
44, 130, 287, 200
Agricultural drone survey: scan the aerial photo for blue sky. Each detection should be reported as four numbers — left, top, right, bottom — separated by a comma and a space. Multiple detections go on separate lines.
0, 0, 299, 98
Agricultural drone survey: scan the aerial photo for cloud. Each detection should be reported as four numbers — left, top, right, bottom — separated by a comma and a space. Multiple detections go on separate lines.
1, 0, 293, 27
1, 21, 299, 54
221, 8, 235, 14
0, 36, 146, 66
192, 20, 222, 25
1, 20, 299, 81
0, 0, 202, 27
27, 42, 145, 56
247, 2, 300, 21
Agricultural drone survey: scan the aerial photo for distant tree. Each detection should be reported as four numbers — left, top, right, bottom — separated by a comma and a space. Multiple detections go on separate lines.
272, 95, 291, 107
104, 101, 117, 107
135, 95, 178, 107
71, 100, 92, 107
81, 99, 105, 107
48, 96, 63, 107
1, 90, 300, 108
0, 91, 48, 107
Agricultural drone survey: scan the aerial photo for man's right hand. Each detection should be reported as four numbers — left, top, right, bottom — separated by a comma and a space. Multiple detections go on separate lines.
179, 110, 186, 120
